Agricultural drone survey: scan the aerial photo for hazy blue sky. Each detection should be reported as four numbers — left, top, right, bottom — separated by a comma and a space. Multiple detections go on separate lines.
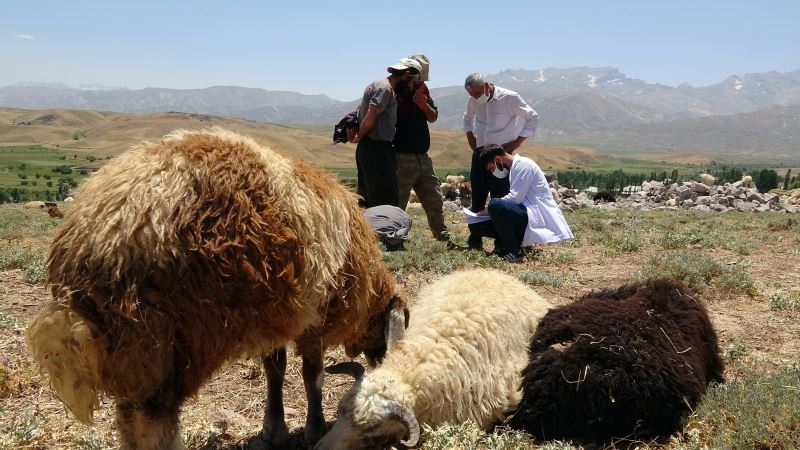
2, 0, 799, 101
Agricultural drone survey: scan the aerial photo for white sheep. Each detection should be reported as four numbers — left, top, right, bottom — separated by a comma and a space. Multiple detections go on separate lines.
445, 174, 465, 188
549, 187, 561, 202
314, 269, 552, 450
698, 173, 717, 186
24, 201, 46, 209
741, 175, 754, 188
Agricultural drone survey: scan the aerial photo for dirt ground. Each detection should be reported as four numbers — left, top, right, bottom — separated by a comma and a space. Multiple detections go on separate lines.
1, 205, 799, 449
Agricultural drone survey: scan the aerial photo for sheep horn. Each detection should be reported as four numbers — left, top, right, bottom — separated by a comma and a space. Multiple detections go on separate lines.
324, 361, 365, 380
386, 400, 420, 447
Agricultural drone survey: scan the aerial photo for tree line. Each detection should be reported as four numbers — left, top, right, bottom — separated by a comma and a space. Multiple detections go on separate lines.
554, 167, 798, 194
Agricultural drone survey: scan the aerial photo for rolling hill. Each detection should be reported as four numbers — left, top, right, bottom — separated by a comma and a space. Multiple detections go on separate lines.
557, 105, 800, 163
0, 107, 612, 170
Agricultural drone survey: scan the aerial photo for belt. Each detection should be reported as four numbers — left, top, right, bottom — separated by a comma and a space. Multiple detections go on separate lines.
363, 135, 393, 145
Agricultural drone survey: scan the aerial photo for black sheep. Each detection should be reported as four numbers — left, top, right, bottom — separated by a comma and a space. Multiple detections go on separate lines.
592, 190, 616, 202
507, 280, 724, 446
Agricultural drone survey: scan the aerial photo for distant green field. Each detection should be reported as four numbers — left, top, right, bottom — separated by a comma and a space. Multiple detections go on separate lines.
327, 167, 470, 181
0, 146, 95, 189
0, 145, 781, 203
0, 146, 100, 201
576, 157, 707, 174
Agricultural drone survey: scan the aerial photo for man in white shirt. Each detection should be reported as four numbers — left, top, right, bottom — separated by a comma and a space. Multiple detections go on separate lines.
462, 73, 539, 213
468, 145, 574, 262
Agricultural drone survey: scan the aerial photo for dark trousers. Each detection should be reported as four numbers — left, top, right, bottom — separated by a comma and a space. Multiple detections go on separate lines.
470, 149, 510, 212
468, 198, 527, 254
356, 137, 399, 208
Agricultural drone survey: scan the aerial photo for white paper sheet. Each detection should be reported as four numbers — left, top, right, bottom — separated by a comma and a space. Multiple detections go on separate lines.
462, 207, 492, 225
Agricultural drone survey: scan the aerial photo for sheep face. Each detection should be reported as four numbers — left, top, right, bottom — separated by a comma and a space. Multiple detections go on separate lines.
315, 374, 417, 450
344, 294, 409, 367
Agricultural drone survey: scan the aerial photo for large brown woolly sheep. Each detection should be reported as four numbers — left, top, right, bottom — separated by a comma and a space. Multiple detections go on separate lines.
262, 292, 408, 447
26, 128, 407, 450
506, 280, 724, 447
315, 269, 552, 450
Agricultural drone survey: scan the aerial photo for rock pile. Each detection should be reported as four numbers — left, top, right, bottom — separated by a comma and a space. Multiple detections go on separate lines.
412, 176, 798, 215
553, 179, 799, 214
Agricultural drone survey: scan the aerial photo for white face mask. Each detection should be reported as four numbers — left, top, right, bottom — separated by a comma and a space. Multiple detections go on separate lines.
475, 84, 489, 105
492, 165, 508, 179
474, 86, 490, 104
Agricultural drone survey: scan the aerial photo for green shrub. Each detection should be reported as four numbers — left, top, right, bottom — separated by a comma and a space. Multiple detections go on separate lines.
73, 434, 103, 450
540, 249, 577, 265
382, 239, 502, 274
607, 232, 644, 253
0, 358, 11, 398
0, 312, 15, 330
420, 422, 576, 450
517, 270, 565, 287
0, 246, 34, 270
659, 228, 751, 255
769, 292, 800, 311
682, 364, 800, 449
586, 217, 607, 232
724, 341, 748, 367
25, 259, 48, 284
634, 251, 756, 295
659, 230, 695, 250
724, 236, 752, 255
0, 409, 47, 448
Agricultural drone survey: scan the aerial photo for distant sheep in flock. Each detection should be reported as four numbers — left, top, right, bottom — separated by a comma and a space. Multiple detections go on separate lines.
315, 269, 552, 450
26, 128, 408, 449
698, 173, 717, 186
439, 182, 458, 201
592, 190, 617, 203
443, 175, 467, 202
459, 180, 472, 198
741, 174, 754, 188
506, 279, 724, 446
46, 205, 64, 218
445, 174, 465, 187
24, 200, 46, 209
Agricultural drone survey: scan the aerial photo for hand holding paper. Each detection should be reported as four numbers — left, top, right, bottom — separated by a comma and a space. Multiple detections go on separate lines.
462, 207, 491, 224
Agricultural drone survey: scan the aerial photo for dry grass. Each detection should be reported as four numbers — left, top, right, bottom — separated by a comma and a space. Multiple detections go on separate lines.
0, 107, 608, 171
0, 203, 798, 449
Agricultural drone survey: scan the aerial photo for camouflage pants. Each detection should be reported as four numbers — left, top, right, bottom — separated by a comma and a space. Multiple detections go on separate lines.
396, 152, 449, 241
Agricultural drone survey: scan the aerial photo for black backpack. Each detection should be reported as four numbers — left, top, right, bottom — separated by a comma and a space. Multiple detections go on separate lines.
332, 109, 359, 144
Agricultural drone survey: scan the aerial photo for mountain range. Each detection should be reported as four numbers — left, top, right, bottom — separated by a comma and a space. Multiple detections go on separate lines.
2, 67, 800, 162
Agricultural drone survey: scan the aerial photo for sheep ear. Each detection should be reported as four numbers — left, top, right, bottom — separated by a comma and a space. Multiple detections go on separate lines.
384, 307, 406, 350
325, 361, 365, 380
